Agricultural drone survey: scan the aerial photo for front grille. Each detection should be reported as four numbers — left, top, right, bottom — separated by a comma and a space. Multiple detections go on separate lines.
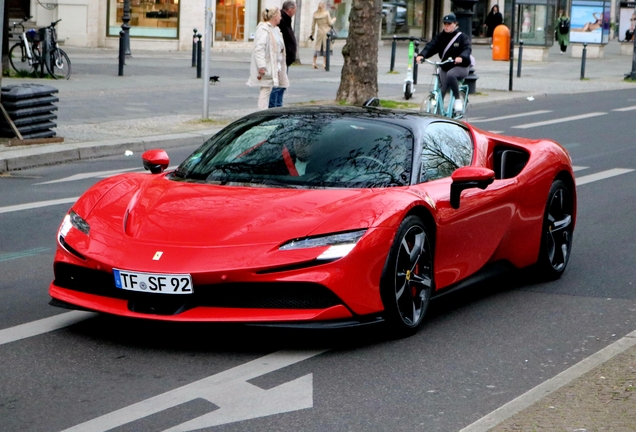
54, 263, 342, 315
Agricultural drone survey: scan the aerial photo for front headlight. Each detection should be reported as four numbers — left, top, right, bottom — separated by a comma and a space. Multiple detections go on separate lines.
59, 210, 90, 237
279, 229, 367, 260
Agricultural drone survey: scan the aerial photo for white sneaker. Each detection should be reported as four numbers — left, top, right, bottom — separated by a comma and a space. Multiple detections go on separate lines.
454, 99, 463, 113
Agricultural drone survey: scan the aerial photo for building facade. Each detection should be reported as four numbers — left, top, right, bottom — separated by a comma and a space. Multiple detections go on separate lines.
11, 0, 500, 51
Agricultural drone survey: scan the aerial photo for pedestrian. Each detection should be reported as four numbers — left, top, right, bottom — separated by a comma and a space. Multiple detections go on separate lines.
270, 0, 297, 108
485, 5, 503, 47
309, 2, 336, 70
556, 10, 570, 54
247, 7, 289, 110
415, 13, 472, 114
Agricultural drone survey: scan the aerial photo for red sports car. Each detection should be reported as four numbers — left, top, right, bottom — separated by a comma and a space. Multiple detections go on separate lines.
50, 106, 576, 336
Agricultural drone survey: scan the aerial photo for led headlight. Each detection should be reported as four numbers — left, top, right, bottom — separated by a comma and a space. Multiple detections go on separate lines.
279, 229, 367, 260
59, 210, 90, 237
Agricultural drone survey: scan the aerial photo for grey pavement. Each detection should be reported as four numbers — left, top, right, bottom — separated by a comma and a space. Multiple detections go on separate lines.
2, 38, 636, 431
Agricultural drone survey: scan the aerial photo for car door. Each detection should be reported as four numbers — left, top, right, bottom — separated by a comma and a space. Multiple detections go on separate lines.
415, 121, 519, 289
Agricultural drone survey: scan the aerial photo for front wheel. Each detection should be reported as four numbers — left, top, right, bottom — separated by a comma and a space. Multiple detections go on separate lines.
536, 179, 574, 280
46, 49, 71, 79
404, 82, 413, 100
453, 88, 469, 120
422, 93, 439, 114
8, 43, 29, 75
380, 215, 435, 337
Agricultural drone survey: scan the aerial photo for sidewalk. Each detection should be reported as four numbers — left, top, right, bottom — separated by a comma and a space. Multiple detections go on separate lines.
1, 38, 636, 431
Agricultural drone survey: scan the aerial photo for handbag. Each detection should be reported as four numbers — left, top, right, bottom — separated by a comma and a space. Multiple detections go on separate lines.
327, 27, 338, 39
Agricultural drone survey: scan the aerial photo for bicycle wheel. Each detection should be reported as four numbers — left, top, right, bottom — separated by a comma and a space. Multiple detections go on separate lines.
454, 88, 469, 120
46, 49, 71, 80
30, 43, 46, 78
8, 43, 29, 75
422, 93, 439, 114
404, 82, 413, 100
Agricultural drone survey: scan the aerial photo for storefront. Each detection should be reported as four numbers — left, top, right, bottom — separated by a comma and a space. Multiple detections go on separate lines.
20, 0, 457, 50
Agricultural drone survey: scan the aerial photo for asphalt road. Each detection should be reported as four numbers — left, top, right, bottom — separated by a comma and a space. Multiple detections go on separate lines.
1, 89, 636, 431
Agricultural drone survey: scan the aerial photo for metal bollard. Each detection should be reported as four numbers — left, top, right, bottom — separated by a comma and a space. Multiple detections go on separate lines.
196, 34, 202, 78
118, 31, 125, 76
390, 36, 397, 72
630, 36, 636, 80
517, 40, 523, 78
581, 43, 587, 80
413, 39, 420, 85
325, 34, 331, 72
192, 28, 198, 67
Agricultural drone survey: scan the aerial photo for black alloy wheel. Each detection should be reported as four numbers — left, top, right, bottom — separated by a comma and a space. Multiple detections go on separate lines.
380, 215, 434, 336
537, 179, 574, 280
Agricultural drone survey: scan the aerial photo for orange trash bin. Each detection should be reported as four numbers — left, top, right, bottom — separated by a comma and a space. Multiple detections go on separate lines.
492, 25, 510, 61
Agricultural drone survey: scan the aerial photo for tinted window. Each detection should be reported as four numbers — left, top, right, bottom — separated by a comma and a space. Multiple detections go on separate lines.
176, 115, 413, 189
420, 122, 473, 182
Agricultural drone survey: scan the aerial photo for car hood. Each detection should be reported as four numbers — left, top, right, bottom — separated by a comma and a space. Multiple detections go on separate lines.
82, 174, 397, 247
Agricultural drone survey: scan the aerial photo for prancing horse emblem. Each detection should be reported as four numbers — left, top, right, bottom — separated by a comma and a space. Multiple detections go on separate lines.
153, 251, 163, 260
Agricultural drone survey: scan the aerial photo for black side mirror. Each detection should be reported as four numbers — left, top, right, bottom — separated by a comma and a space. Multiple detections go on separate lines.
142, 149, 170, 174
450, 166, 495, 209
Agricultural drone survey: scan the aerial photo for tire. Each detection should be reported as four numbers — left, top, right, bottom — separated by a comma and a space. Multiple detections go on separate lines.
380, 215, 434, 337
404, 82, 412, 100
536, 179, 574, 280
457, 88, 468, 119
46, 49, 71, 80
8, 43, 29, 75
423, 93, 439, 114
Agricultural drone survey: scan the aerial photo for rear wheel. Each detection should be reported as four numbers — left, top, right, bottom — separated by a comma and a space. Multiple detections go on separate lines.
8, 43, 30, 75
404, 82, 413, 100
380, 215, 434, 337
46, 48, 71, 79
456, 88, 468, 119
536, 179, 574, 280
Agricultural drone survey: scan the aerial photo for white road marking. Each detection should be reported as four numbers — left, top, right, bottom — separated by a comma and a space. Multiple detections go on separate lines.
576, 168, 634, 186
34, 168, 138, 185
512, 112, 607, 129
470, 110, 553, 123
572, 166, 588, 172
0, 197, 79, 214
612, 105, 636, 112
459, 329, 636, 432
62, 349, 328, 432
0, 311, 97, 346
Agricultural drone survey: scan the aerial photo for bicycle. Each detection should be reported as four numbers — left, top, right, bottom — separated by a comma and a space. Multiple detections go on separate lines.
43, 19, 71, 80
420, 58, 469, 120
8, 16, 46, 78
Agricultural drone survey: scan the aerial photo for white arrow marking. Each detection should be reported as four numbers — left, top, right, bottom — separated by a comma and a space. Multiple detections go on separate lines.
512, 112, 607, 129
612, 105, 636, 112
62, 349, 328, 432
0, 311, 97, 346
470, 110, 552, 123
0, 197, 79, 214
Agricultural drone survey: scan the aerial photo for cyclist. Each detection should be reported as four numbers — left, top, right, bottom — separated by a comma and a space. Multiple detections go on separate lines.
416, 13, 472, 114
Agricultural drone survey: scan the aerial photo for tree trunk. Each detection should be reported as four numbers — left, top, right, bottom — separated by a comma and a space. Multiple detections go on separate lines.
336, 0, 382, 105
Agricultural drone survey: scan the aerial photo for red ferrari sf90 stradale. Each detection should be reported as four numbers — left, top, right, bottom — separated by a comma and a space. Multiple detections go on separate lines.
50, 106, 576, 336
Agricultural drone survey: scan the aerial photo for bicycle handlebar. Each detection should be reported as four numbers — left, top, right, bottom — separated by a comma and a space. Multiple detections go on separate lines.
50, 19, 62, 28
423, 58, 454, 66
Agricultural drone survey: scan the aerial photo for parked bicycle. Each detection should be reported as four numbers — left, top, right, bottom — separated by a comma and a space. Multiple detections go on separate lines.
8, 17, 71, 80
8, 16, 46, 78
42, 19, 71, 80
420, 58, 469, 120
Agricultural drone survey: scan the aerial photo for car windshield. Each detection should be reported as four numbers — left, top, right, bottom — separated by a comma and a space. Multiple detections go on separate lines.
175, 114, 413, 188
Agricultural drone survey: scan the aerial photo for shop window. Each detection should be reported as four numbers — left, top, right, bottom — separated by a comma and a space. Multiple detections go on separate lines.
215, 0, 245, 41
108, 0, 179, 39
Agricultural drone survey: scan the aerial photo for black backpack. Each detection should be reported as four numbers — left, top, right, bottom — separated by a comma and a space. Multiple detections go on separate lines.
558, 18, 570, 35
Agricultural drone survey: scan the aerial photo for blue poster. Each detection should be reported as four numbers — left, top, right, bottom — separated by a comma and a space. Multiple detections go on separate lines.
570, 1, 610, 43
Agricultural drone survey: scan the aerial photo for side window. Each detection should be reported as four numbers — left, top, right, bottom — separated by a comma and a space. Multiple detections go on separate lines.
420, 122, 474, 182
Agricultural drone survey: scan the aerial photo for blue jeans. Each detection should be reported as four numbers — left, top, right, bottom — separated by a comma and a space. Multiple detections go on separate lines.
269, 87, 285, 108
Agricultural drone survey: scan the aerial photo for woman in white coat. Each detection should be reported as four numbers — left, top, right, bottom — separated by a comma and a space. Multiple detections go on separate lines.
247, 7, 289, 109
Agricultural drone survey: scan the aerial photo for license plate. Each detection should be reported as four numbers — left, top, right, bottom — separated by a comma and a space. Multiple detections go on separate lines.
113, 269, 193, 295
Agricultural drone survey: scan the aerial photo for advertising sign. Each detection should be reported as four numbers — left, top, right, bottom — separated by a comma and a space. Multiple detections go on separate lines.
618, 2, 636, 42
569, 0, 610, 44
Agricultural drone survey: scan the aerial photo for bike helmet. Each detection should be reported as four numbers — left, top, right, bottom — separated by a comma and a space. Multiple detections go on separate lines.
26, 29, 38, 41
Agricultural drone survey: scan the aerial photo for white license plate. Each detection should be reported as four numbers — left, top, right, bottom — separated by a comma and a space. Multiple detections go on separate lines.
113, 269, 193, 295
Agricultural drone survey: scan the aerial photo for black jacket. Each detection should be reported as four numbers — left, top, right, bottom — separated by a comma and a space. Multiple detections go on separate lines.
485, 9, 503, 37
278, 11, 297, 67
418, 30, 472, 71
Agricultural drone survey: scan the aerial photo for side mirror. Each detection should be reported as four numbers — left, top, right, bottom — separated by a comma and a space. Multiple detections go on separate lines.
450, 166, 495, 209
142, 149, 169, 174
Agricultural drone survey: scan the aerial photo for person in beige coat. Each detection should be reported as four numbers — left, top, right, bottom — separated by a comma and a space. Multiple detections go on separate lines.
247, 7, 290, 109
309, 2, 336, 69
